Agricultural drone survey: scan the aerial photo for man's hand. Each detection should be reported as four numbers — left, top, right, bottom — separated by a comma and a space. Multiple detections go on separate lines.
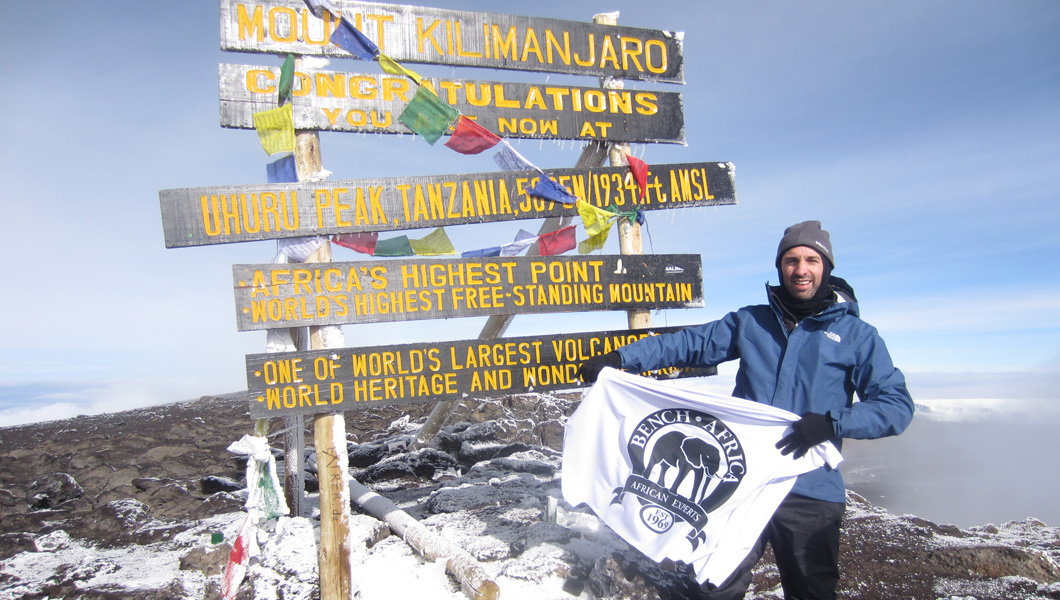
577, 352, 623, 384
776, 413, 835, 459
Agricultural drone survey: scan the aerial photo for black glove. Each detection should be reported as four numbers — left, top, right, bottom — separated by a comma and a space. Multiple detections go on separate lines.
776, 413, 835, 459
577, 352, 623, 384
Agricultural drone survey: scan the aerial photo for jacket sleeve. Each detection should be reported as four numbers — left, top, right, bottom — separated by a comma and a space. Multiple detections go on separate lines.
616, 312, 742, 373
829, 328, 915, 440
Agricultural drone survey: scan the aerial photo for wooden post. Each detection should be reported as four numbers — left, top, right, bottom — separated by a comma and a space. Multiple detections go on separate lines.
291, 56, 353, 600
595, 12, 652, 333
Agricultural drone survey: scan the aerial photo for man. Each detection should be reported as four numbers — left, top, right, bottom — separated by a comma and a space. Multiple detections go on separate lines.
577, 220, 914, 599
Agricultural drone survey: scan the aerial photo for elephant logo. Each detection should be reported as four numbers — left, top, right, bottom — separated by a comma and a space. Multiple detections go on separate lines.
644, 431, 723, 505
611, 408, 746, 549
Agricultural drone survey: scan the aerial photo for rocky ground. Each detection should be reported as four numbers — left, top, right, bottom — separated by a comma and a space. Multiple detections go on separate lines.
1, 392, 1059, 599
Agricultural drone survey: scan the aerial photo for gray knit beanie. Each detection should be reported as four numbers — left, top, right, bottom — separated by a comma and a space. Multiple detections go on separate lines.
775, 220, 834, 268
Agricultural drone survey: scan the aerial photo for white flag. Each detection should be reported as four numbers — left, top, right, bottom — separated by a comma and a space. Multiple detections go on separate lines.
561, 368, 841, 586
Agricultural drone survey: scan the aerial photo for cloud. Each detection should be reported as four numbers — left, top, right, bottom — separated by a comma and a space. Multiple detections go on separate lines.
0, 380, 210, 429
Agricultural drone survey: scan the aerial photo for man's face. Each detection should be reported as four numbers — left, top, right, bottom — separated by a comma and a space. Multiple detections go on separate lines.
780, 246, 826, 300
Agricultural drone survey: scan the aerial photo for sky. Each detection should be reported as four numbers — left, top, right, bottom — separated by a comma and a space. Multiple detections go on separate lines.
1, 0, 1059, 431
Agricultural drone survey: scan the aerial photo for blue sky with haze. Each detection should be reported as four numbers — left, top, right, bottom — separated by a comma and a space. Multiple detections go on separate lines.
1, 0, 1058, 427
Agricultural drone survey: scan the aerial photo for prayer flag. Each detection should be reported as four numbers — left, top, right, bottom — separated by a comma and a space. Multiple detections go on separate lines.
577, 200, 617, 254
627, 154, 649, 199
276, 236, 328, 262
578, 229, 611, 254
266, 154, 297, 183
493, 141, 538, 172
379, 53, 422, 84
538, 225, 577, 256
374, 235, 414, 256
278, 54, 295, 105
332, 17, 379, 60
577, 200, 617, 238
399, 86, 460, 145
462, 247, 502, 258
445, 115, 501, 155
530, 175, 579, 206
221, 511, 257, 600
252, 103, 295, 155
409, 227, 457, 256
500, 229, 537, 256
332, 232, 378, 255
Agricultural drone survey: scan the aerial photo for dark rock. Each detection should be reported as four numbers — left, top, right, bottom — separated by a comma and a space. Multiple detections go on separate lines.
133, 477, 180, 492
587, 554, 662, 600
458, 441, 535, 463
356, 448, 460, 484
81, 498, 154, 546
145, 483, 198, 519
179, 544, 231, 576
27, 472, 83, 509
922, 545, 1060, 583
303, 471, 319, 493
347, 442, 389, 468
0, 532, 36, 560
189, 492, 245, 520
200, 475, 243, 494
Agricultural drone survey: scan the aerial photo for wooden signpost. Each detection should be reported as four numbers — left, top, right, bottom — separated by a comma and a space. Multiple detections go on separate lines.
232, 254, 704, 330
160, 162, 735, 247
246, 326, 715, 418
219, 0, 684, 82
219, 63, 686, 143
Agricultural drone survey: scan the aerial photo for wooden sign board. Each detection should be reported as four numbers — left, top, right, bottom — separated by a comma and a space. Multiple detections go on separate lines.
219, 63, 685, 143
246, 326, 715, 417
233, 254, 703, 331
220, 0, 684, 83
160, 162, 736, 248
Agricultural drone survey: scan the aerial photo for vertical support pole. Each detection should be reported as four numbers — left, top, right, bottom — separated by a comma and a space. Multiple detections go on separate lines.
282, 414, 306, 517
292, 56, 352, 599
595, 11, 652, 332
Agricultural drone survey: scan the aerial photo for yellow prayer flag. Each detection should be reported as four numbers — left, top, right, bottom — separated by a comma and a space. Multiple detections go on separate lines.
252, 103, 295, 155
578, 226, 611, 254
409, 227, 457, 256
577, 200, 617, 238
379, 53, 423, 85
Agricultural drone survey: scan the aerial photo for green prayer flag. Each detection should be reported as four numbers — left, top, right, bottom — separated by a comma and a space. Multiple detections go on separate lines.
398, 86, 459, 145
374, 235, 414, 256
278, 54, 295, 105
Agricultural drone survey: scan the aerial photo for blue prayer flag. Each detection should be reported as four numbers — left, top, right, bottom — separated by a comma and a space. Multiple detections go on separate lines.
266, 154, 297, 183
332, 18, 379, 60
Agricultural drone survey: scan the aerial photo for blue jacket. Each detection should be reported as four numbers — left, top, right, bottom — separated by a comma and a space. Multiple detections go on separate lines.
615, 279, 914, 503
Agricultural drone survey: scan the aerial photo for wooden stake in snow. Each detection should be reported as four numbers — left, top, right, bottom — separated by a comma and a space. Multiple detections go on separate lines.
348, 477, 500, 600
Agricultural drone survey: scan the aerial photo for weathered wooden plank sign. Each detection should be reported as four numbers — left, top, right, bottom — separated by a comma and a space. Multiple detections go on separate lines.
246, 326, 713, 417
160, 162, 735, 248
219, 63, 685, 143
232, 254, 703, 331
220, 0, 684, 83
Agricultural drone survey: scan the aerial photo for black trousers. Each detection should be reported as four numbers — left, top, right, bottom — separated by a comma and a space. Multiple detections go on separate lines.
698, 492, 845, 600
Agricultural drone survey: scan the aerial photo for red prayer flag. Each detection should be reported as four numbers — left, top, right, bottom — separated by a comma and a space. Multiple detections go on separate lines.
627, 154, 649, 199
444, 116, 501, 155
332, 232, 378, 255
538, 225, 577, 256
